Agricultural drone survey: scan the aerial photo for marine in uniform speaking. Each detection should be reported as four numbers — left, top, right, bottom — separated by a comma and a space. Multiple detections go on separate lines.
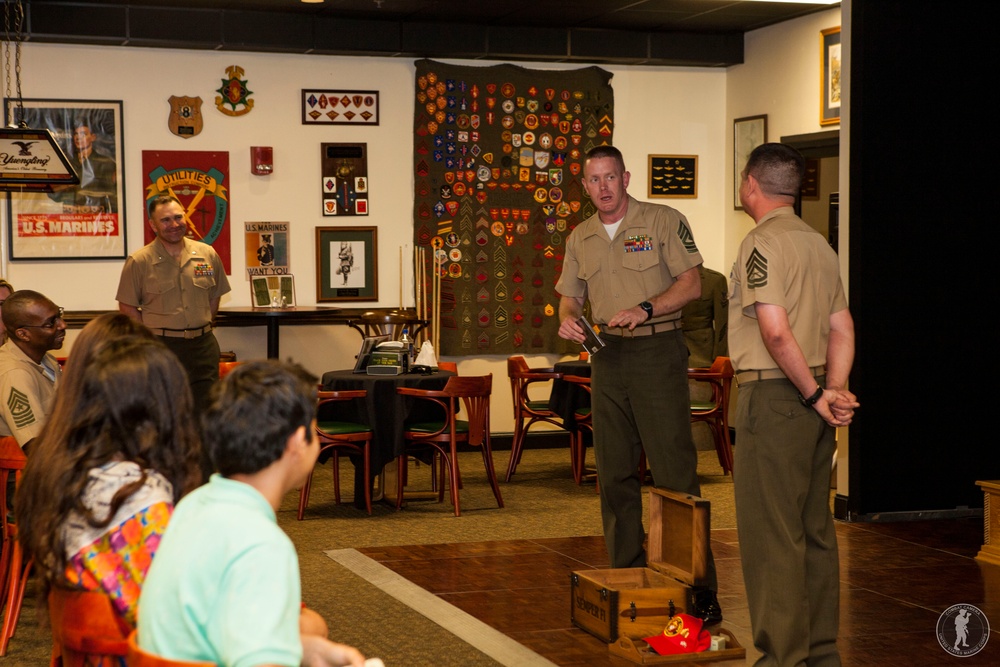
556, 145, 720, 623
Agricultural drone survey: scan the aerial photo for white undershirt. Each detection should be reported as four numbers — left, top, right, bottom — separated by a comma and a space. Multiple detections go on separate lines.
602, 217, 624, 240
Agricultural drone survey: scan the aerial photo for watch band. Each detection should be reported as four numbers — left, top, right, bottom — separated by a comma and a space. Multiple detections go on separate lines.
798, 385, 824, 407
639, 301, 653, 321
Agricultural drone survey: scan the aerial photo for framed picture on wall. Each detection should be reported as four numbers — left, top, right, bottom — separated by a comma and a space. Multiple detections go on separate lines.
4, 99, 127, 260
302, 90, 379, 125
648, 154, 698, 198
820, 27, 842, 126
733, 114, 767, 210
316, 226, 378, 302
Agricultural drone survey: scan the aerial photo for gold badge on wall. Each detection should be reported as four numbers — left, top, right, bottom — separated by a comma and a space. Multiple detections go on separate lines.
168, 96, 203, 139
215, 65, 254, 117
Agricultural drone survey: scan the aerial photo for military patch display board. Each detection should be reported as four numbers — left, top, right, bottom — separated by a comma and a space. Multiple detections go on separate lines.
412, 59, 613, 355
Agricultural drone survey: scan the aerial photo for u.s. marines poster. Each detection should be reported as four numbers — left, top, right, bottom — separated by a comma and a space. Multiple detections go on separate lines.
245, 221, 289, 278
141, 150, 231, 273
5, 99, 126, 260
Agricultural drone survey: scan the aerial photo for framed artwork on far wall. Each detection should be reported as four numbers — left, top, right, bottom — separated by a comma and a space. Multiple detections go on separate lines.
316, 226, 378, 302
648, 155, 698, 198
302, 90, 379, 126
4, 99, 127, 260
820, 27, 842, 126
733, 114, 767, 210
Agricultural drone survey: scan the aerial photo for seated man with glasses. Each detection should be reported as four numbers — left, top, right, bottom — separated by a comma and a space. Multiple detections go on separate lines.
0, 290, 66, 451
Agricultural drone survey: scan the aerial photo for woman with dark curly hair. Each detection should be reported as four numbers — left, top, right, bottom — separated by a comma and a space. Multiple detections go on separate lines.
15, 331, 201, 660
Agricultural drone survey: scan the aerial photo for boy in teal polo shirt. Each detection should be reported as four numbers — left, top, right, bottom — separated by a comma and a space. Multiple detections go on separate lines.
138, 360, 365, 667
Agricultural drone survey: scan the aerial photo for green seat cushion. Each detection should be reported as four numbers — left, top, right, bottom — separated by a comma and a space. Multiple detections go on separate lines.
574, 408, 591, 418
527, 400, 551, 411
317, 420, 372, 436
690, 401, 718, 411
406, 420, 470, 434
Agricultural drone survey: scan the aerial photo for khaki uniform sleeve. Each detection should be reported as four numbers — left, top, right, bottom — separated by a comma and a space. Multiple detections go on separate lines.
116, 255, 143, 308
0, 369, 49, 446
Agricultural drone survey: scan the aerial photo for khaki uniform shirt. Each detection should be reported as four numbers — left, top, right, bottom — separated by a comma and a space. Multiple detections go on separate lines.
556, 197, 703, 326
728, 207, 848, 372
0, 340, 61, 446
116, 237, 231, 330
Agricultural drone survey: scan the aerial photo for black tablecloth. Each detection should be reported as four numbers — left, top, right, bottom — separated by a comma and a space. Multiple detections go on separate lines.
548, 360, 592, 431
320, 368, 454, 506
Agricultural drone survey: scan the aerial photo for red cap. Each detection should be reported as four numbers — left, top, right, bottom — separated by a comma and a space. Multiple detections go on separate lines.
642, 613, 712, 655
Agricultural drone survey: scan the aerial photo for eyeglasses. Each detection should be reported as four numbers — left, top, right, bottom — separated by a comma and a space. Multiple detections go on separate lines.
17, 307, 65, 330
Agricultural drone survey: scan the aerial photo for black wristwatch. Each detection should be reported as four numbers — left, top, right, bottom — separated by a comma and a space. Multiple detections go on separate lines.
798, 385, 824, 407
638, 301, 654, 321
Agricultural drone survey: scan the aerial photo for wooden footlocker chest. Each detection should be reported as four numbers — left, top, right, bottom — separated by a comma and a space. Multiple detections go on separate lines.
570, 487, 710, 643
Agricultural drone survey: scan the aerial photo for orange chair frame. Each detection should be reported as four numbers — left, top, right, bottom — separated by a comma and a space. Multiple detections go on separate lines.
0, 436, 29, 656
688, 356, 735, 475
396, 375, 503, 517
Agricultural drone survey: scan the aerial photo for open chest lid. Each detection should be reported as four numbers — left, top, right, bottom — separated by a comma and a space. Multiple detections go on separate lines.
646, 487, 711, 587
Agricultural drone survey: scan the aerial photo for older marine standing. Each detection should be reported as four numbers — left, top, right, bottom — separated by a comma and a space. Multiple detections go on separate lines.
556, 145, 720, 622
730, 143, 858, 666
117, 194, 231, 414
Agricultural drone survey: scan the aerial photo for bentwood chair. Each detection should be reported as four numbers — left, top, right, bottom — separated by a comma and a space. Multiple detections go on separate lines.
504, 356, 567, 481
561, 375, 592, 485
345, 309, 429, 342
0, 436, 29, 656
396, 375, 503, 517
298, 390, 373, 517
48, 587, 129, 666
126, 631, 214, 667
688, 356, 735, 475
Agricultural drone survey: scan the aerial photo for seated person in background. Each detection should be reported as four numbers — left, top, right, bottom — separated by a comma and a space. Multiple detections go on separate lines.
0, 279, 13, 345
0, 290, 66, 450
15, 332, 202, 654
138, 360, 366, 667
681, 265, 729, 369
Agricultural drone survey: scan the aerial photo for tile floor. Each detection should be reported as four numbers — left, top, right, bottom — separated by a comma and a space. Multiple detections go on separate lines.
360, 518, 999, 666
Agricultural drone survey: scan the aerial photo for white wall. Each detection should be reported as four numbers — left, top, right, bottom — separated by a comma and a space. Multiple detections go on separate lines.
725, 6, 842, 271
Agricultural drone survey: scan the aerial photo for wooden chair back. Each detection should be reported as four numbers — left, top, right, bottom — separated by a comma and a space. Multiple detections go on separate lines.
49, 587, 129, 666
0, 436, 28, 656
688, 356, 735, 475
126, 631, 214, 667
397, 374, 502, 515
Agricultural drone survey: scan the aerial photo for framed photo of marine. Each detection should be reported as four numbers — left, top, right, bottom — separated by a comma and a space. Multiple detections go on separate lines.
4, 98, 127, 260
648, 155, 698, 199
316, 226, 378, 302
302, 90, 379, 125
321, 143, 369, 216
733, 114, 767, 210
820, 27, 842, 126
